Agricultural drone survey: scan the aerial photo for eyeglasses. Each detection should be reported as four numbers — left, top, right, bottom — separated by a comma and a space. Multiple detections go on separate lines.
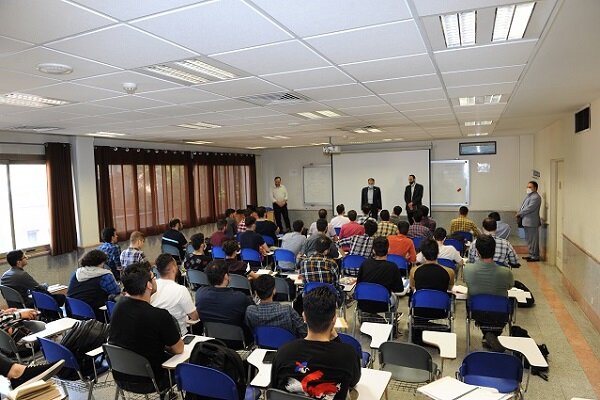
151, 271, 157, 280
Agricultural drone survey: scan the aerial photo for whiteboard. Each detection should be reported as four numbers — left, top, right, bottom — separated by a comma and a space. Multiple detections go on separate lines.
431, 160, 469, 206
303, 164, 332, 206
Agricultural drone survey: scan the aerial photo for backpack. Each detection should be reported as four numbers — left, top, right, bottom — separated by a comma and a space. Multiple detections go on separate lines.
513, 280, 535, 308
58, 319, 110, 380
187, 339, 247, 400
509, 325, 549, 380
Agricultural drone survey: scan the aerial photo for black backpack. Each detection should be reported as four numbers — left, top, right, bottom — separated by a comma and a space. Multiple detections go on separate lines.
58, 319, 109, 380
509, 325, 549, 380
187, 339, 247, 400
513, 280, 535, 308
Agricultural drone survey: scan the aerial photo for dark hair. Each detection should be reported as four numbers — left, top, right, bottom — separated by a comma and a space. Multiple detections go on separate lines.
420, 238, 439, 261
169, 218, 181, 228
274, 176, 281, 181
364, 219, 378, 236
80, 249, 107, 268
482, 217, 497, 232
318, 209, 327, 219
459, 206, 469, 215
235, 209, 244, 215
347, 210, 358, 221
256, 206, 267, 218
243, 209, 253, 218
529, 181, 538, 190
254, 275, 275, 300
409, 174, 416, 180
315, 236, 332, 254
393, 205, 402, 216
361, 204, 371, 214
420, 205, 429, 217
205, 260, 228, 286
190, 233, 205, 250
225, 208, 235, 217
336, 204, 345, 215
316, 218, 328, 233
372, 236, 389, 257
223, 240, 240, 257
433, 227, 447, 241
6, 250, 24, 267
155, 253, 175, 276
488, 212, 501, 221
397, 221, 409, 235
101, 227, 116, 243
380, 209, 390, 221
245, 216, 256, 228
303, 286, 336, 333
121, 261, 152, 296
216, 219, 227, 230
292, 220, 304, 233
476, 235, 496, 259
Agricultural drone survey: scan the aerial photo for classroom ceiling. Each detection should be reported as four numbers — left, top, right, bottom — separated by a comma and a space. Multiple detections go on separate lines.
0, 0, 599, 150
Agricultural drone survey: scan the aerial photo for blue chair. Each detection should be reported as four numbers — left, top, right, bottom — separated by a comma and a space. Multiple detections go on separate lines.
186, 243, 194, 255
32, 291, 63, 320
39, 337, 109, 400
262, 235, 275, 246
458, 351, 523, 396
106, 300, 116, 321
443, 239, 464, 255
241, 248, 262, 265
386, 254, 408, 273
187, 269, 209, 288
466, 294, 512, 351
303, 281, 336, 295
408, 290, 452, 343
338, 333, 371, 368
254, 326, 296, 350
65, 297, 96, 320
273, 249, 296, 272
161, 242, 182, 263
454, 231, 473, 243
342, 255, 366, 276
411, 237, 423, 252
353, 282, 394, 334
334, 227, 341, 236
212, 245, 226, 259
437, 258, 456, 270
176, 363, 258, 400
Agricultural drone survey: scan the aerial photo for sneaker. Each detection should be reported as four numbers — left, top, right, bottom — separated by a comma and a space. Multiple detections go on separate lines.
10, 360, 65, 389
483, 332, 505, 353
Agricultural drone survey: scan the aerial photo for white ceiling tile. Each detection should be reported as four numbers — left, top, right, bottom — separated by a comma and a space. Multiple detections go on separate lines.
0, 35, 34, 56
261, 67, 355, 90
0, 0, 115, 44
446, 82, 516, 98
442, 65, 525, 87
141, 87, 224, 104
57, 103, 125, 116
221, 107, 283, 119
135, 105, 197, 117
198, 77, 284, 98
73, 71, 181, 93
251, 0, 412, 37
435, 40, 538, 72
0, 108, 82, 124
296, 84, 372, 101
306, 21, 426, 64
133, 0, 291, 55
340, 53, 435, 82
0, 47, 120, 80
393, 99, 451, 111
321, 95, 386, 109
381, 88, 446, 104
264, 101, 331, 114
409, 114, 456, 123
402, 107, 453, 117
27, 82, 121, 102
212, 40, 329, 76
47, 25, 195, 69
0, 69, 60, 93
413, 0, 522, 17
87, 110, 153, 122
59, 115, 123, 128
90, 95, 170, 110
337, 104, 397, 116
72, 0, 207, 21
185, 99, 257, 113
364, 74, 442, 95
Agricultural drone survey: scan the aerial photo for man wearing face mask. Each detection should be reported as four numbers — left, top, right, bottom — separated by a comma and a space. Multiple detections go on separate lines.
516, 181, 542, 262
404, 174, 424, 224
360, 178, 382, 218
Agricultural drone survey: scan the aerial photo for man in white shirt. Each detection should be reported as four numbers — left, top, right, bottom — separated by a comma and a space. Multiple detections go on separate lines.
330, 204, 350, 229
272, 176, 291, 233
417, 227, 464, 269
151, 254, 199, 335
307, 209, 337, 237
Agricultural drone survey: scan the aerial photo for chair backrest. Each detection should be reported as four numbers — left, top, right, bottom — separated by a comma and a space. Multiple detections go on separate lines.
187, 269, 209, 287
0, 285, 26, 308
411, 289, 451, 312
161, 242, 181, 259
103, 343, 157, 384
241, 248, 261, 263
495, 260, 507, 267
66, 297, 96, 320
274, 277, 291, 301
267, 388, 312, 399
443, 239, 464, 253
342, 255, 366, 270
186, 243, 195, 255
254, 326, 296, 350
337, 333, 363, 358
459, 351, 523, 391
212, 246, 226, 259
262, 235, 275, 246
203, 322, 247, 348
334, 227, 341, 236
354, 282, 390, 304
176, 363, 239, 400
106, 300, 116, 321
386, 254, 408, 271
38, 337, 80, 370
303, 281, 336, 295
379, 341, 434, 383
0, 328, 19, 356
412, 237, 423, 252
454, 231, 473, 242
437, 258, 456, 269
468, 294, 512, 314
32, 291, 61, 314
273, 249, 295, 264
228, 274, 252, 295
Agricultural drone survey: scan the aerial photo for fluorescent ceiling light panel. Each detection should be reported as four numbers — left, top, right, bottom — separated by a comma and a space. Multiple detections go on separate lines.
459, 95, 502, 106
247, 146, 266, 149
263, 135, 290, 140
441, 10, 476, 48
366, 128, 382, 133
493, 2, 535, 42
467, 132, 489, 136
177, 122, 221, 129
0, 92, 71, 108
144, 65, 208, 84
311, 142, 330, 146
297, 112, 323, 119
174, 59, 236, 80
459, 97, 476, 106
185, 140, 213, 145
353, 128, 367, 133
315, 110, 340, 118
465, 120, 493, 126
87, 132, 126, 137
459, 11, 476, 46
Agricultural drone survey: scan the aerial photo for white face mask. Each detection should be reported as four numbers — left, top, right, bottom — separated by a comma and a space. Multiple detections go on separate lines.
368, 184, 374, 189
526, 188, 533, 194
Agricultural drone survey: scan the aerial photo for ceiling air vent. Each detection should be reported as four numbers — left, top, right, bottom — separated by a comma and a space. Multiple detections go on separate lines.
6, 126, 62, 133
237, 92, 310, 107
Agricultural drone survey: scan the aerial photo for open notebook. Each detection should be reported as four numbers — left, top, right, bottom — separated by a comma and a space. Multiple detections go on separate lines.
417, 377, 513, 400
7, 380, 65, 400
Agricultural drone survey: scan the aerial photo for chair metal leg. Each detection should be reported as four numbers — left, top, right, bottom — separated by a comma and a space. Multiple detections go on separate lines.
87, 381, 95, 400
466, 318, 471, 352
113, 387, 119, 400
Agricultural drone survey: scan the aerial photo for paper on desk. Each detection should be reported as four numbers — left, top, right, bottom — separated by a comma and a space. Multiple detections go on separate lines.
451, 285, 468, 294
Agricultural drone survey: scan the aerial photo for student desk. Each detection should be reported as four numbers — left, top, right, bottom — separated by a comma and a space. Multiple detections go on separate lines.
360, 322, 393, 350
498, 335, 548, 391
21, 317, 78, 344
422, 331, 457, 372
161, 335, 214, 369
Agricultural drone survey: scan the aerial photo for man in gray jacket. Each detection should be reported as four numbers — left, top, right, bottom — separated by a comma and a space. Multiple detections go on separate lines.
516, 181, 542, 261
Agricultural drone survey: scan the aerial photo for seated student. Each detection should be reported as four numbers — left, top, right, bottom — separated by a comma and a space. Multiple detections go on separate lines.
420, 205, 436, 233
237, 209, 258, 234
357, 204, 376, 225
67, 249, 121, 321
301, 219, 340, 258
245, 275, 306, 338
271, 286, 361, 399
449, 206, 481, 237
225, 208, 238, 239
151, 254, 199, 335
255, 206, 279, 243
161, 218, 188, 261
223, 240, 258, 280
183, 233, 211, 271
0, 350, 64, 389
357, 236, 404, 312
299, 236, 344, 304
467, 218, 519, 267
406, 210, 432, 239
308, 209, 336, 237
195, 260, 254, 347
488, 211, 511, 239
375, 209, 399, 237
330, 204, 350, 229
417, 227, 464, 268
97, 227, 121, 279
387, 221, 417, 263
210, 219, 228, 247
109, 262, 183, 393
239, 216, 270, 270
389, 205, 403, 226
410, 238, 454, 292
337, 219, 378, 259
120, 231, 147, 271
338, 210, 365, 248
280, 220, 307, 270
2, 250, 65, 309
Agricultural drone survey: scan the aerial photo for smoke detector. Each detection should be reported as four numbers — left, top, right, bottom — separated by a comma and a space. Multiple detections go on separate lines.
37, 63, 73, 75
122, 82, 137, 94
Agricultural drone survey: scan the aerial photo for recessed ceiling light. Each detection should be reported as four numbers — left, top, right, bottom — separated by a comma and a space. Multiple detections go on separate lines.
465, 120, 493, 126
382, 138, 393, 142
185, 140, 213, 145
467, 132, 489, 136
247, 146, 266, 150
176, 122, 221, 130
315, 110, 340, 118
263, 135, 290, 140
87, 132, 127, 137
282, 145, 305, 148
297, 112, 322, 120
459, 95, 502, 106
0, 92, 71, 108
145, 65, 208, 84
297, 110, 341, 119
440, 10, 476, 48
310, 142, 330, 146
36, 63, 73, 75
174, 59, 236, 80
493, 2, 535, 42
353, 128, 367, 134
366, 127, 382, 133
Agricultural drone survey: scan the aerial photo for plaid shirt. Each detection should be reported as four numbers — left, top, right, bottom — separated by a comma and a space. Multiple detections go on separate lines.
422, 216, 437, 233
375, 221, 399, 237
468, 235, 518, 266
119, 247, 147, 269
98, 242, 121, 271
300, 254, 340, 285
237, 219, 247, 233
449, 216, 481, 236
337, 234, 374, 257
357, 215, 376, 225
244, 302, 307, 338
407, 223, 432, 239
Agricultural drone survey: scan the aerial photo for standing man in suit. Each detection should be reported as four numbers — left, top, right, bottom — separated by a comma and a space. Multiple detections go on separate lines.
516, 181, 542, 262
404, 174, 424, 224
272, 176, 291, 233
360, 178, 382, 218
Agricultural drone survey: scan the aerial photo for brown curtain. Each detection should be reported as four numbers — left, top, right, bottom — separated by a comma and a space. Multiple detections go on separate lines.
45, 143, 77, 255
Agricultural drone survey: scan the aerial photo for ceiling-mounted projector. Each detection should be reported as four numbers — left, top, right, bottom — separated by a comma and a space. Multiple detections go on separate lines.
323, 144, 341, 154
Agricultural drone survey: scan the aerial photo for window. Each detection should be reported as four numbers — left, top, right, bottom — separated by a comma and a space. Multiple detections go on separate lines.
212, 165, 253, 213
0, 163, 50, 252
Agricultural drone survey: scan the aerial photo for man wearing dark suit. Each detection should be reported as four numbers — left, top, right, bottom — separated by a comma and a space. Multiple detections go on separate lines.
404, 174, 424, 224
360, 178, 382, 218
516, 181, 542, 261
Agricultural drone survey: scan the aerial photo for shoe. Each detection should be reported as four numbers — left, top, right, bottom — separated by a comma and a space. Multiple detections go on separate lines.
522, 256, 533, 260
483, 332, 505, 353
10, 360, 65, 389
527, 258, 540, 262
